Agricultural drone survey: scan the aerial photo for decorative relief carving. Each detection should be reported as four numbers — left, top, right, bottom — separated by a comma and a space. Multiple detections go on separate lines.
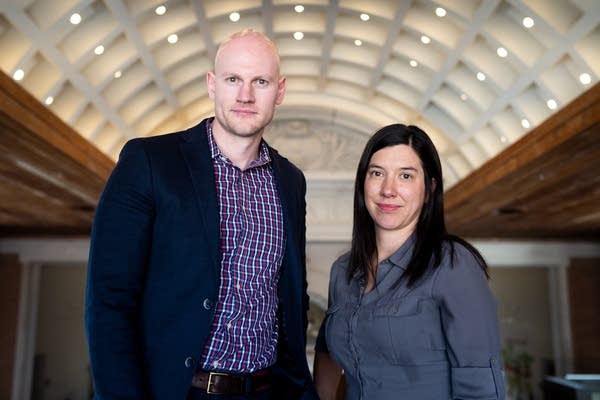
264, 119, 367, 172
306, 195, 353, 224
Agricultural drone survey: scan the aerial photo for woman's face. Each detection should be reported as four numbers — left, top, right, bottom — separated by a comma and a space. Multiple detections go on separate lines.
364, 144, 427, 239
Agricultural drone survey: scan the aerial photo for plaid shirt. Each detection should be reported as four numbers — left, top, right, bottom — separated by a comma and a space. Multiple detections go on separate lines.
200, 124, 285, 372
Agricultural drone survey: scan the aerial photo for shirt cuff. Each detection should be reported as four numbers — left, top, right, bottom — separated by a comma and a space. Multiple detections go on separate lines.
451, 357, 505, 399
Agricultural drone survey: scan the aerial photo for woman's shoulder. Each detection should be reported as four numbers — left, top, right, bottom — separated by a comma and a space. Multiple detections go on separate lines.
433, 239, 488, 291
440, 238, 482, 265
328, 251, 351, 282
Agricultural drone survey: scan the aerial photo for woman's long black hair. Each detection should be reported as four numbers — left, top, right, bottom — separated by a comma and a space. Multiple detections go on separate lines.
347, 124, 488, 287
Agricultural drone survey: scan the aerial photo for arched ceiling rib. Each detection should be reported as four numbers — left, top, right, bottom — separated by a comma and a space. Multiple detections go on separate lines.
0, 0, 599, 190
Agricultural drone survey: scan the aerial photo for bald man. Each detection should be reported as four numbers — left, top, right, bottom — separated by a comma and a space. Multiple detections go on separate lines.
85, 29, 318, 400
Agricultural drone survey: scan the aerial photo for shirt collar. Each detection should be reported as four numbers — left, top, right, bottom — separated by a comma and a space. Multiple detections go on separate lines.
206, 119, 271, 168
384, 233, 417, 271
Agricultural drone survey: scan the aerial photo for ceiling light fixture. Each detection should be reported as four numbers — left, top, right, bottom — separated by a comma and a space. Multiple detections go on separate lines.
229, 12, 240, 22
522, 17, 534, 28
579, 73, 591, 85
360, 13, 370, 21
521, 118, 530, 129
420, 35, 431, 44
94, 45, 104, 55
155, 5, 166, 15
114, 70, 122, 78
477, 72, 486, 81
354, 39, 362, 46
70, 13, 82, 25
293, 31, 304, 40
546, 99, 557, 110
167, 34, 178, 44
409, 60, 418, 67
460, 93, 468, 101
497, 47, 508, 57
13, 69, 24, 81
45, 96, 54, 105
435, 7, 446, 17
500, 135, 508, 143
294, 5, 304, 13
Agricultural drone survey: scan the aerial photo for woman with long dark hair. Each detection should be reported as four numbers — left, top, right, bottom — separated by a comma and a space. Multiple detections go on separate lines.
313, 124, 505, 399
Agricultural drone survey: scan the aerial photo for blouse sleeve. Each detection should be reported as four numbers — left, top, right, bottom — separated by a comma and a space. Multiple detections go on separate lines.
314, 256, 345, 354
432, 243, 505, 400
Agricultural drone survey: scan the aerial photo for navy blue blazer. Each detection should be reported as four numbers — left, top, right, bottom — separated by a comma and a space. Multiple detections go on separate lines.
85, 118, 317, 399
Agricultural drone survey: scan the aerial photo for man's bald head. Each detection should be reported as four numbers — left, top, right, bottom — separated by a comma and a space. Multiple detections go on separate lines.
214, 29, 281, 76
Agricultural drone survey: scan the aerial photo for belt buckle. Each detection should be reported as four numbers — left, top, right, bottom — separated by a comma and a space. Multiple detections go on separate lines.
207, 371, 228, 394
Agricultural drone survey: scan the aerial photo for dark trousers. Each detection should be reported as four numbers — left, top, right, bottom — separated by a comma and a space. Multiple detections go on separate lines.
186, 386, 273, 400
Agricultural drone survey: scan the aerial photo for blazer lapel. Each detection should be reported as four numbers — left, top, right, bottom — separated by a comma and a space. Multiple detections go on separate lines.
179, 121, 221, 269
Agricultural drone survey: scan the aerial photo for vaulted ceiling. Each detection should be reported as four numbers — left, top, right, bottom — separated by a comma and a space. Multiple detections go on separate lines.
0, 0, 599, 241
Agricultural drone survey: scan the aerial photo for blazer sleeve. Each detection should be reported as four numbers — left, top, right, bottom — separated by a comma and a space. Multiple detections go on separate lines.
84, 139, 154, 399
432, 244, 506, 400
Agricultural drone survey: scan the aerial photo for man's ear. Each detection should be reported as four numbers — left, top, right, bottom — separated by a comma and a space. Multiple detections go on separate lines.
207, 71, 216, 100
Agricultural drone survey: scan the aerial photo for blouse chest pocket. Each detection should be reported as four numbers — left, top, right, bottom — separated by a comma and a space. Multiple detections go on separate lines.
365, 298, 447, 365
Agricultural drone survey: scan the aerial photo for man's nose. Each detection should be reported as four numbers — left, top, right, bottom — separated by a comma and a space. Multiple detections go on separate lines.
237, 82, 255, 103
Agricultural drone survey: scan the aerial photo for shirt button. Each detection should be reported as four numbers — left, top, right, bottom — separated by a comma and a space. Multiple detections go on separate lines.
203, 298, 214, 310
184, 357, 196, 368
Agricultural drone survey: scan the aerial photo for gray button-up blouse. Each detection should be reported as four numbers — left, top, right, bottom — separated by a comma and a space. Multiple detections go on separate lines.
316, 235, 505, 400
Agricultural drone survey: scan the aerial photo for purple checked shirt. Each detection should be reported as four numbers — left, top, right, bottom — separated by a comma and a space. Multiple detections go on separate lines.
200, 125, 285, 373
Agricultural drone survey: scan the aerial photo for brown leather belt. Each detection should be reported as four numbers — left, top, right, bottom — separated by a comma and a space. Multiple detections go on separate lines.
191, 369, 272, 395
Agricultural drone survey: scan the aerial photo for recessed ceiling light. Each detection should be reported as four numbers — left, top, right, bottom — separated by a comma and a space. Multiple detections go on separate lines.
477, 72, 486, 81
70, 13, 81, 25
155, 5, 166, 15
521, 118, 530, 128
114, 70, 122, 78
497, 47, 508, 58
229, 12, 240, 22
579, 73, 591, 85
360, 13, 370, 21
460, 93, 468, 101
294, 5, 304, 13
500, 135, 508, 143
168, 34, 178, 44
420, 35, 431, 44
546, 99, 557, 110
13, 69, 24, 81
45, 96, 54, 105
354, 39, 362, 46
522, 17, 534, 28
293, 31, 304, 40
435, 7, 446, 17
409, 60, 418, 67
94, 45, 104, 55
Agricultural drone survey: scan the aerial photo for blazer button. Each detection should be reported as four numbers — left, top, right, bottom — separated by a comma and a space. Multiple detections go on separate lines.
203, 298, 214, 310
184, 356, 196, 368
